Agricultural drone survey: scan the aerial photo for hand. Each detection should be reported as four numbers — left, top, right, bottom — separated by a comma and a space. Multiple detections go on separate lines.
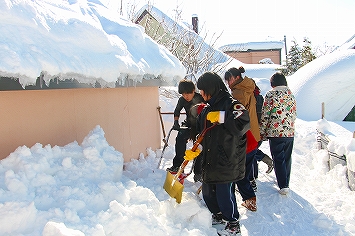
206, 111, 225, 124
172, 120, 180, 130
184, 148, 201, 161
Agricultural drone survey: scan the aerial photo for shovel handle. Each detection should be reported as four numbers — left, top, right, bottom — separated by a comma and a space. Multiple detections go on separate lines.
172, 122, 218, 184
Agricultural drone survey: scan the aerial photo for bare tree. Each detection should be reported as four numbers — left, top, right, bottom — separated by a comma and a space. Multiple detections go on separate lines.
133, 4, 232, 82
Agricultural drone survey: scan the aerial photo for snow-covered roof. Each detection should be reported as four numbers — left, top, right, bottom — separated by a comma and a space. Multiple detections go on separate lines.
134, 5, 236, 74
219, 41, 284, 52
334, 33, 355, 51
0, 0, 186, 88
288, 49, 355, 121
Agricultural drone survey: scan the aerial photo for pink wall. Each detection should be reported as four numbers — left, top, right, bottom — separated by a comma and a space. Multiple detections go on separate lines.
0, 87, 160, 162
226, 50, 281, 64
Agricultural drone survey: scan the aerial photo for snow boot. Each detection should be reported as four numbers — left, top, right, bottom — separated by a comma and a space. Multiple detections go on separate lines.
217, 221, 241, 235
241, 196, 257, 212
261, 155, 273, 174
212, 212, 224, 225
279, 187, 290, 195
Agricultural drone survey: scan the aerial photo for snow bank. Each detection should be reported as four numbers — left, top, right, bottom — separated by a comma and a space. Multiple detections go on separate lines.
0, 0, 186, 87
288, 49, 355, 121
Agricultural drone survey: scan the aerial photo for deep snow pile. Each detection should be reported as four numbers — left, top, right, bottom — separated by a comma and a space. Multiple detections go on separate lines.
0, 0, 185, 87
288, 49, 355, 121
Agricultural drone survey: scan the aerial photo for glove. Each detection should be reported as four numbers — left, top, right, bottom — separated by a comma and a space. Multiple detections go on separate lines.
184, 148, 201, 161
172, 120, 180, 130
206, 111, 225, 124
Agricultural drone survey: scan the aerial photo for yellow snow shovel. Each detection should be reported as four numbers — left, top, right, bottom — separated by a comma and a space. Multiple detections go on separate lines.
163, 123, 217, 203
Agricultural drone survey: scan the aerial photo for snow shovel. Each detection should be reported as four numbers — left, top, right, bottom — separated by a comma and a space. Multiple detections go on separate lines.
163, 122, 217, 203
157, 126, 174, 169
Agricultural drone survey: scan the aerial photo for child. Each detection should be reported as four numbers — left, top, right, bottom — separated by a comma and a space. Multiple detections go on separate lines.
195, 72, 250, 235
166, 79, 204, 182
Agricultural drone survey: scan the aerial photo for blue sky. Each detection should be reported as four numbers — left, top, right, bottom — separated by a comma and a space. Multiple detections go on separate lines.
130, 0, 355, 48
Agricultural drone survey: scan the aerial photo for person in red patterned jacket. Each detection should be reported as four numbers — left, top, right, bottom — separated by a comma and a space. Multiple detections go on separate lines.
259, 72, 297, 195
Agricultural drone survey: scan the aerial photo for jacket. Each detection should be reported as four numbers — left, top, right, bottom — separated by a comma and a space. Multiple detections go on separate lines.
230, 76, 261, 142
174, 92, 204, 128
197, 89, 250, 184
259, 86, 297, 139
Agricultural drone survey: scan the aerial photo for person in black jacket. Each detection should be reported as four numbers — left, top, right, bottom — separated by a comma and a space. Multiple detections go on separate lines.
166, 79, 204, 182
195, 72, 250, 236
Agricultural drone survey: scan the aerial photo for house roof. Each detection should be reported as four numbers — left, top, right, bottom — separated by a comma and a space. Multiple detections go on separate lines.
0, 0, 186, 88
134, 5, 235, 74
134, 5, 283, 80
219, 41, 284, 52
334, 33, 355, 51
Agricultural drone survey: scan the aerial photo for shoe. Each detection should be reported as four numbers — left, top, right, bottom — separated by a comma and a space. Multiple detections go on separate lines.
241, 196, 257, 211
261, 155, 274, 174
279, 187, 289, 195
217, 221, 241, 236
212, 212, 224, 225
250, 179, 257, 192
193, 173, 202, 182
166, 166, 179, 173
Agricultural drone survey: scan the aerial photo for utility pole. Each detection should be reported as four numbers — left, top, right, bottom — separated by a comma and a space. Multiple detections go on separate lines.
284, 35, 288, 57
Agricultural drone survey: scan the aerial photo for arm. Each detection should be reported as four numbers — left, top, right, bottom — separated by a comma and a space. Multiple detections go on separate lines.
223, 101, 250, 136
259, 93, 272, 140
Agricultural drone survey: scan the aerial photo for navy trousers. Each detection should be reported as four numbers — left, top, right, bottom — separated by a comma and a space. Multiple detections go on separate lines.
173, 128, 202, 174
202, 182, 239, 222
236, 149, 256, 201
269, 137, 294, 189
249, 141, 266, 180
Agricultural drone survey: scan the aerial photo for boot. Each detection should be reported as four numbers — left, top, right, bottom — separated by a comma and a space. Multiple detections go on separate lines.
217, 221, 241, 235
261, 154, 273, 174
212, 212, 224, 225
241, 196, 257, 211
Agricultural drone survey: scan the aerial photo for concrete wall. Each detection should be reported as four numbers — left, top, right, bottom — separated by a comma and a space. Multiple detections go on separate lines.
0, 87, 160, 162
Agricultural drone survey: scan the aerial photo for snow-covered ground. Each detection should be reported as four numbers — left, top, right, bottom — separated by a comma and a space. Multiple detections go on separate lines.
1, 0, 355, 235
0, 87, 354, 235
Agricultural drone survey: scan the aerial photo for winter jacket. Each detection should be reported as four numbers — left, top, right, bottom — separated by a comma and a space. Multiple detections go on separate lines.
230, 76, 261, 142
197, 90, 250, 184
174, 92, 204, 128
259, 86, 297, 139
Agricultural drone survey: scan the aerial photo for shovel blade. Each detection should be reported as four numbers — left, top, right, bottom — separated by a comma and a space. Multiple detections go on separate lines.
163, 171, 184, 203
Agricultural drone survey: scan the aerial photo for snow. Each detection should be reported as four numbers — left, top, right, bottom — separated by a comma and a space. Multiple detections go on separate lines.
1, 96, 355, 235
0, 0, 186, 87
219, 41, 284, 52
1, 0, 355, 235
288, 49, 355, 121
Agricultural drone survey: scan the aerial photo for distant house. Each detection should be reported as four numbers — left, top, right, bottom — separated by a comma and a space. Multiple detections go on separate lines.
219, 41, 284, 64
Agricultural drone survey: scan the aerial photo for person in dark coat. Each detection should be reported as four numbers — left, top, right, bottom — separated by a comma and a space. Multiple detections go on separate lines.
166, 79, 205, 182
195, 72, 250, 235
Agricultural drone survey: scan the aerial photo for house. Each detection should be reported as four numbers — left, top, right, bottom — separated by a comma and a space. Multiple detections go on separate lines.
134, 5, 233, 79
219, 41, 285, 64
134, 5, 281, 81
0, 1, 185, 162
